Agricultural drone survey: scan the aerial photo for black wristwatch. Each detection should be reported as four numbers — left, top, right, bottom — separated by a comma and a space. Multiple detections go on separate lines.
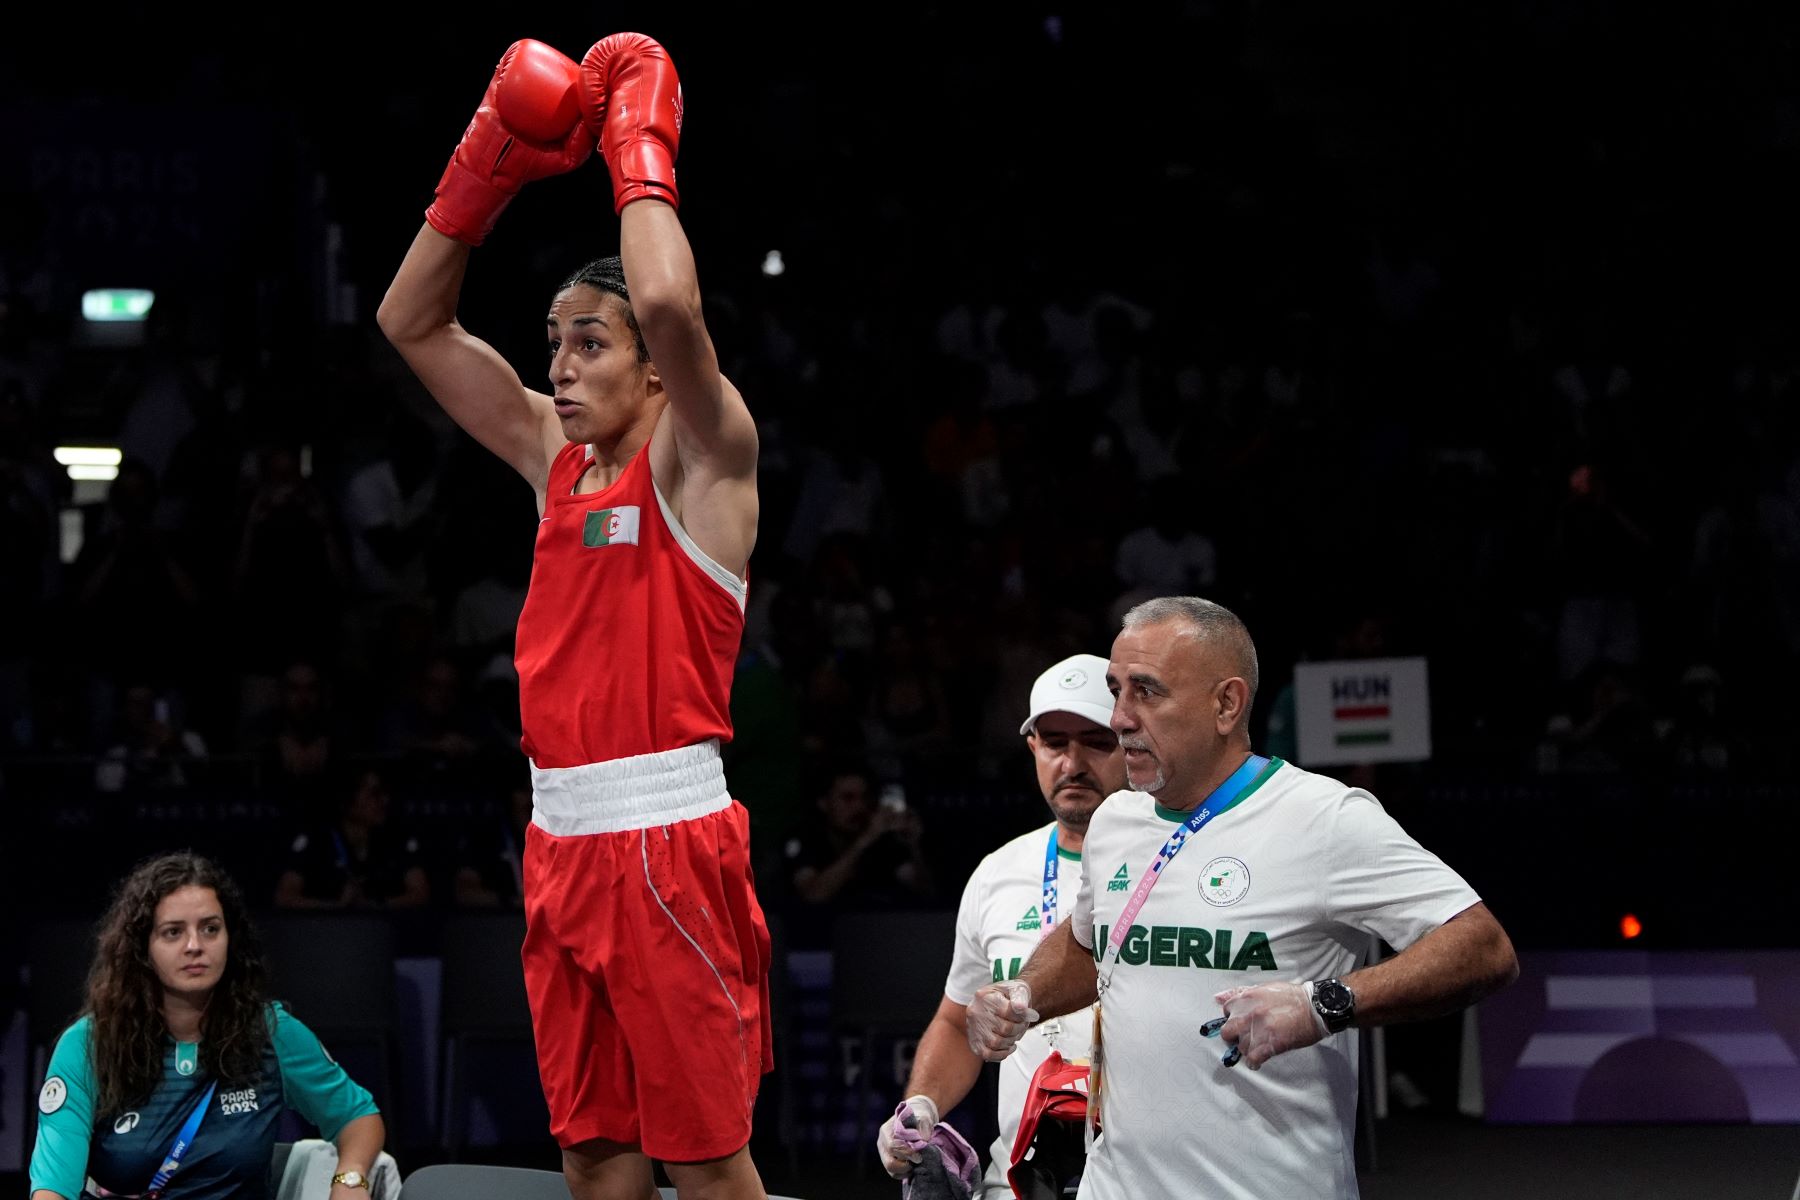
1308, 977, 1356, 1033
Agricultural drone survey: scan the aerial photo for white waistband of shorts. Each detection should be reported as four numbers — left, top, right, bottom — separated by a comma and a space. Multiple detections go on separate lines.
530, 739, 731, 835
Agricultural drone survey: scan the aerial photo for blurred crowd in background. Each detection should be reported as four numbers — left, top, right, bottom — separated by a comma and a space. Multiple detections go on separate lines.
2, 4, 1797, 948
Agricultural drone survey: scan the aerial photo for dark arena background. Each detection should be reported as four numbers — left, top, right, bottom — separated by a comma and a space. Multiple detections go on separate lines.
4, 4, 1799, 1196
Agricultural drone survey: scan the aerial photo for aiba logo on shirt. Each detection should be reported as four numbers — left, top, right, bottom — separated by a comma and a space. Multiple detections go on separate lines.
1199, 857, 1251, 907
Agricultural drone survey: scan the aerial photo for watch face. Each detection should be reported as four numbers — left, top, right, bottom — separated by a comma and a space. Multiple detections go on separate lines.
335, 1171, 365, 1186
1316, 979, 1353, 1014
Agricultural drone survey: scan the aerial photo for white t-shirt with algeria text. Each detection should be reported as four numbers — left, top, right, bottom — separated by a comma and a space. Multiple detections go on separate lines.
945, 821, 1096, 1187
1069, 758, 1481, 1200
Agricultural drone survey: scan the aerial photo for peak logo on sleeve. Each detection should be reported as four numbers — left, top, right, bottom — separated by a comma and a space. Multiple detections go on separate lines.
1107, 864, 1131, 892
1016, 906, 1041, 931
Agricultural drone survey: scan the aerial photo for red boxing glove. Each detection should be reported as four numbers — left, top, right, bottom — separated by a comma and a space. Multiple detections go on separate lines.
578, 33, 683, 213
426, 40, 594, 246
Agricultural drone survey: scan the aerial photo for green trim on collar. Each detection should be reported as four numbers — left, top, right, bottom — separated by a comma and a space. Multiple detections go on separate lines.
1153, 756, 1284, 822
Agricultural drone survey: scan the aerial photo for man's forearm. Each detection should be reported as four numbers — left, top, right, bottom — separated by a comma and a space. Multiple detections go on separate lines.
1018, 924, 1100, 1020
1344, 902, 1519, 1026
902, 1003, 984, 1114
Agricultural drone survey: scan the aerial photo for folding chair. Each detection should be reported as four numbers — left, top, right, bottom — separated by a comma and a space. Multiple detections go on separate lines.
403, 1164, 569, 1199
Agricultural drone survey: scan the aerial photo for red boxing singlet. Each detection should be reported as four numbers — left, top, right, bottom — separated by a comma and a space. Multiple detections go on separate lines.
514, 441, 747, 770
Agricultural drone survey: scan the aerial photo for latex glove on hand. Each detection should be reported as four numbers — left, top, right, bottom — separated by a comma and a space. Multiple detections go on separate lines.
966, 979, 1037, 1061
875, 1094, 940, 1179
1213, 982, 1328, 1070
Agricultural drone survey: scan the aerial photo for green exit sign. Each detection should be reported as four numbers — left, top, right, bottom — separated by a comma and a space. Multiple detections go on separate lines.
81, 289, 156, 322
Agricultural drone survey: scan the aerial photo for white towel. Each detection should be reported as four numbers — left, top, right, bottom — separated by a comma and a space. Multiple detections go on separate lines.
274, 1138, 403, 1200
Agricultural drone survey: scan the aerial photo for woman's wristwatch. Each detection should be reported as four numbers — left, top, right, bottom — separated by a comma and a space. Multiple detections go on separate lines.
332, 1170, 369, 1190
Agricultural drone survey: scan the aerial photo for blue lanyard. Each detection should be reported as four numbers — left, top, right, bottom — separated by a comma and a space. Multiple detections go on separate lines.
143, 1080, 215, 1198
1096, 754, 1271, 992
1042, 828, 1061, 931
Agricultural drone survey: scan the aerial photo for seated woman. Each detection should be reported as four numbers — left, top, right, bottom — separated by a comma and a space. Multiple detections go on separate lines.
30, 852, 385, 1200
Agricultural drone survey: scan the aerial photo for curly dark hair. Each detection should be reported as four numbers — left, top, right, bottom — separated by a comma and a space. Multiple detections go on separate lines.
84, 852, 270, 1117
558, 256, 649, 361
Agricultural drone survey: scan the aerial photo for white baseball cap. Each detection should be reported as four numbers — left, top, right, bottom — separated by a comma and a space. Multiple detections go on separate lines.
1020, 653, 1116, 735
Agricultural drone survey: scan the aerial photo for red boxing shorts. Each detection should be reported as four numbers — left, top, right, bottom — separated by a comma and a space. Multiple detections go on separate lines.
522, 742, 772, 1161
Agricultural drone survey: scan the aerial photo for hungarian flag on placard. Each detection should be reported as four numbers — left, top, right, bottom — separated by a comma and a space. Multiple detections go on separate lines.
583, 506, 642, 548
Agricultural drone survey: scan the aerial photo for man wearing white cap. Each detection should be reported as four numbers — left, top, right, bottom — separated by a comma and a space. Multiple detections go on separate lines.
875, 654, 1125, 1196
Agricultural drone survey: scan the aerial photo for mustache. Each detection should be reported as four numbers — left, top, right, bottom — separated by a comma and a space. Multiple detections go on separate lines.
1053, 774, 1103, 795
1118, 737, 1154, 754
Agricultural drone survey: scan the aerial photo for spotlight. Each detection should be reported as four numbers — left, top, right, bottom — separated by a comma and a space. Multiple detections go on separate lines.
54, 447, 122, 483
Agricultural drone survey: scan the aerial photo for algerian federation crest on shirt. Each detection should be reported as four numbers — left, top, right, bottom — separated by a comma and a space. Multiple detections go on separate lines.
583, 506, 642, 547
1199, 856, 1251, 907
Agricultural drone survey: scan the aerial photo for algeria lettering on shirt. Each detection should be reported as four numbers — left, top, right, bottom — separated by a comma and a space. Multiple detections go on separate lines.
1090, 923, 1278, 972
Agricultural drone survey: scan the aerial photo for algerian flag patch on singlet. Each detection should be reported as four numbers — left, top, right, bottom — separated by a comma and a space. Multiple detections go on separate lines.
583, 506, 642, 548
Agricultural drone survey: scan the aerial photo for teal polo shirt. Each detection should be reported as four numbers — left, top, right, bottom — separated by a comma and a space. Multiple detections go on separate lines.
30, 1002, 378, 1199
